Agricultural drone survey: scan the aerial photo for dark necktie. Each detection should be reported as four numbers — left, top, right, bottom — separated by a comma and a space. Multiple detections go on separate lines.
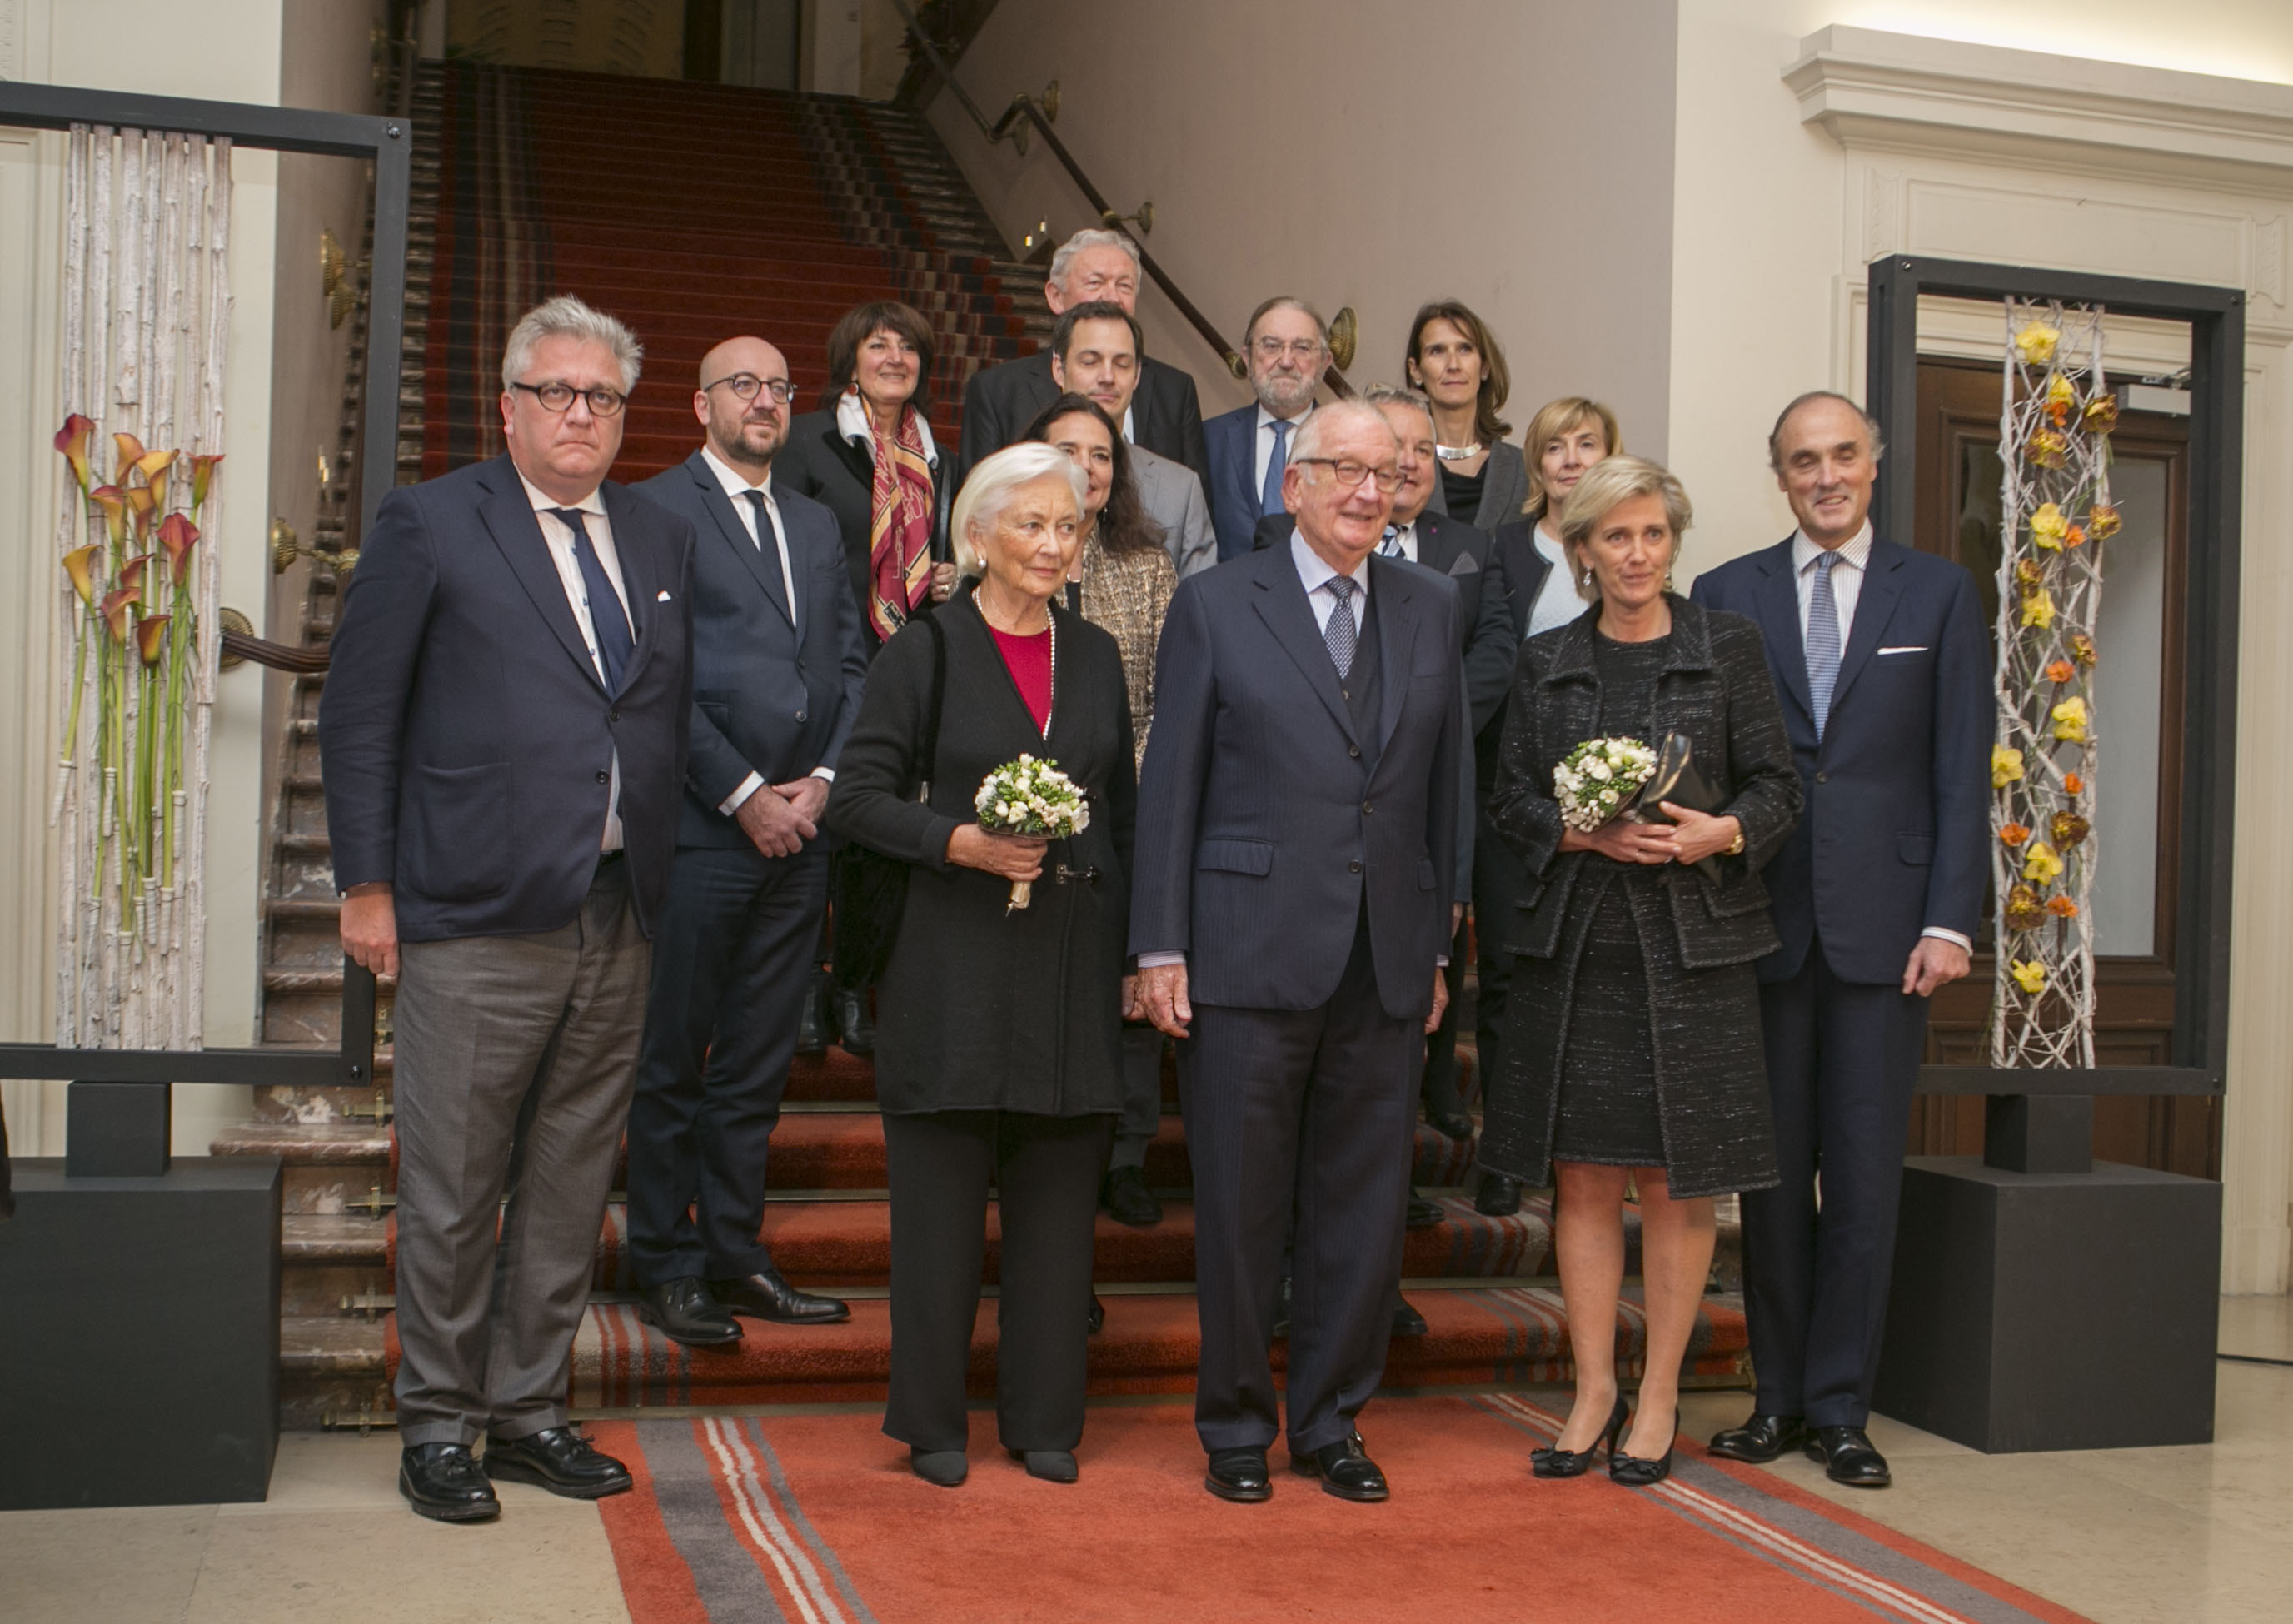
551, 507, 633, 691
1260, 418, 1290, 517
741, 488, 795, 630
1323, 575, 1358, 680
1378, 524, 1404, 558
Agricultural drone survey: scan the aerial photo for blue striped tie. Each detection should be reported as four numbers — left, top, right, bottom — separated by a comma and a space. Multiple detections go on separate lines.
1806, 549, 1843, 740
1378, 525, 1403, 558
551, 508, 633, 692
1324, 575, 1358, 679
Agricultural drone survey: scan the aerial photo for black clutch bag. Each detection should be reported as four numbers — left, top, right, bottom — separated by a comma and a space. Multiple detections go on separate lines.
830, 615, 946, 988
1626, 730, 1729, 882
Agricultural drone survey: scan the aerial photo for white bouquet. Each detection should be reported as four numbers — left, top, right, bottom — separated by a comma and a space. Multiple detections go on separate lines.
975, 754, 1091, 911
1553, 735, 1658, 834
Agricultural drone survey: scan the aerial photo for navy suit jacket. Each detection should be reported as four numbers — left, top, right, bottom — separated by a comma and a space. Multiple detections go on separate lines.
320, 455, 696, 943
1477, 518, 1558, 790
1129, 544, 1463, 1019
956, 350, 1209, 491
633, 452, 870, 849
1203, 403, 1284, 563
1691, 536, 1990, 985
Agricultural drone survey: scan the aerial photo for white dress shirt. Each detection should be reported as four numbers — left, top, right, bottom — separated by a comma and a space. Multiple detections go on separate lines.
1251, 401, 1316, 496
519, 471, 628, 853
698, 447, 835, 817
1791, 521, 1969, 955
1525, 521, 1583, 639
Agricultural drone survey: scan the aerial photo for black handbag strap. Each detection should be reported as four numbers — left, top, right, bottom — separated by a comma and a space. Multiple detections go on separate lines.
916, 612, 947, 802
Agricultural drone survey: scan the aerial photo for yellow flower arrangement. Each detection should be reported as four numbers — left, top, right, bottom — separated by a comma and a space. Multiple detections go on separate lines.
2086, 504, 2121, 541
2044, 373, 2076, 425
2083, 394, 2120, 432
2027, 428, 2070, 468
2011, 959, 2048, 995
2069, 633, 2096, 666
2006, 884, 2047, 932
2051, 697, 2090, 742
1991, 745, 2025, 788
2015, 323, 2061, 366
2021, 588, 2056, 630
2030, 503, 2069, 550
1998, 822, 2031, 848
2022, 841, 2066, 883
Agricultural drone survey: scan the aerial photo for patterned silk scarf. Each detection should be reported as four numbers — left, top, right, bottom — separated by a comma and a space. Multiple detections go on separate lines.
866, 400, 935, 641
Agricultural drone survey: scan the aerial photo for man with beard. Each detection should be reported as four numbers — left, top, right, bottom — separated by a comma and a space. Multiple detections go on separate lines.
622, 335, 870, 1347
1204, 297, 1330, 560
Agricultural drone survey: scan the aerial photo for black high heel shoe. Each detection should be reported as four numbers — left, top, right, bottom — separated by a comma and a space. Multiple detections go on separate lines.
1532, 1393, 1628, 1479
1609, 1409, 1679, 1487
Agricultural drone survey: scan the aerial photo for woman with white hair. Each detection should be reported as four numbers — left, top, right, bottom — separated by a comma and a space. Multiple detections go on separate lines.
825, 443, 1138, 1490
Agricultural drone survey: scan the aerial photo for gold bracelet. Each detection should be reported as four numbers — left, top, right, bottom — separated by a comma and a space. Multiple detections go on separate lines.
1726, 827, 1746, 857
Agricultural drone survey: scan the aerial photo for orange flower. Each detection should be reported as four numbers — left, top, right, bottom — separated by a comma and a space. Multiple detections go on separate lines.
62, 545, 102, 607
189, 453, 224, 508
2046, 894, 2079, 919
2064, 525, 2087, 548
133, 448, 178, 511
112, 431, 146, 483
89, 484, 127, 545
123, 483, 157, 541
1998, 823, 2031, 847
136, 612, 171, 666
54, 415, 95, 491
2045, 659, 2075, 684
100, 585, 138, 644
2065, 773, 2085, 795
157, 513, 200, 581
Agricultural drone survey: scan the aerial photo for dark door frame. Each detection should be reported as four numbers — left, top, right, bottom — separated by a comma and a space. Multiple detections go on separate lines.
1867, 255, 2242, 1098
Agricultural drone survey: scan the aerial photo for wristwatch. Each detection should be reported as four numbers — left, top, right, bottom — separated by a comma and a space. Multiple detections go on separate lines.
1724, 826, 1746, 858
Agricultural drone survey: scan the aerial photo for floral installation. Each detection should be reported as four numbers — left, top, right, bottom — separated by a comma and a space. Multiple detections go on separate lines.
1552, 736, 1658, 834
1990, 298, 2114, 1067
975, 754, 1091, 912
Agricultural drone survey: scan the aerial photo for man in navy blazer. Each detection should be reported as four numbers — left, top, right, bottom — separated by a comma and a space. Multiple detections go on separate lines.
1691, 391, 1990, 1490
322, 296, 695, 1521
1202, 296, 1328, 561
1134, 400, 1463, 1504
623, 336, 870, 1348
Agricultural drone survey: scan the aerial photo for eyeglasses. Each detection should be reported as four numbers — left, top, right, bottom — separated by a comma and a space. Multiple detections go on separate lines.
1294, 457, 1403, 493
704, 373, 798, 406
1252, 337, 1325, 361
511, 380, 628, 416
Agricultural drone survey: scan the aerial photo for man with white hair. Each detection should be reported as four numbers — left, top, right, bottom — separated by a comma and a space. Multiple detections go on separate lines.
323, 294, 696, 1522
1133, 398, 1464, 1505
957, 227, 1208, 486
1202, 296, 1331, 560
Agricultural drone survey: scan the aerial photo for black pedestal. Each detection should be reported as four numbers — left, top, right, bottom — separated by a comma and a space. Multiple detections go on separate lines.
0, 1157, 282, 1507
1875, 1156, 2219, 1452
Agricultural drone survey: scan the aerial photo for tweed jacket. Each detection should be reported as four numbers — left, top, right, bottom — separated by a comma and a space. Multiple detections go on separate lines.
1074, 531, 1177, 770
1488, 595, 1802, 967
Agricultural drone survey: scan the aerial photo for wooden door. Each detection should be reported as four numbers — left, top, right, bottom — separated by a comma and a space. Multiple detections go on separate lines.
1907, 359, 2217, 1177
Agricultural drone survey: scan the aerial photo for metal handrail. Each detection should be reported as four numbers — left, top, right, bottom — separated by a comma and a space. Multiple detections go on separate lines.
884, 0, 1353, 396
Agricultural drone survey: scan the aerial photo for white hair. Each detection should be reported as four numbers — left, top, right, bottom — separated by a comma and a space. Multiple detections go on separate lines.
1289, 398, 1397, 467
1048, 228, 1141, 293
501, 294, 643, 393
951, 443, 1089, 575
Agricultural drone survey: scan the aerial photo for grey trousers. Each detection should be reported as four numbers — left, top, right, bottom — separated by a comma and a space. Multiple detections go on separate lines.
391, 860, 651, 1447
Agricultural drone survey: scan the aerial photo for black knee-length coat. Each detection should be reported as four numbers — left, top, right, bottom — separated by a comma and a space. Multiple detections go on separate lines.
1481, 596, 1802, 1198
825, 588, 1135, 1117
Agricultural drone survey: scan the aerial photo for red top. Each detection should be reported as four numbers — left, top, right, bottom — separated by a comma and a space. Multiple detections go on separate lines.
989, 624, 1053, 734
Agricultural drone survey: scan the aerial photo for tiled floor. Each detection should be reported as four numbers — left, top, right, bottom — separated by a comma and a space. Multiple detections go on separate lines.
3, 1297, 2287, 1623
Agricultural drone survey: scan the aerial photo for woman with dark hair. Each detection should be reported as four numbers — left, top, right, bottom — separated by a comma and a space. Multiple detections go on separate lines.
1024, 391, 1176, 1231
1404, 299, 1528, 529
778, 300, 959, 655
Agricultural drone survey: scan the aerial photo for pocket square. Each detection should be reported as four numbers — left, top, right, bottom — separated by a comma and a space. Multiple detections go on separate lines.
1448, 552, 1480, 575
656, 590, 673, 602
1877, 645, 1928, 655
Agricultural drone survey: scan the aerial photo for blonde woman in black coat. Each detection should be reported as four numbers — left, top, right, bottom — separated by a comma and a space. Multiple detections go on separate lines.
825, 443, 1135, 1491
1484, 455, 1800, 1485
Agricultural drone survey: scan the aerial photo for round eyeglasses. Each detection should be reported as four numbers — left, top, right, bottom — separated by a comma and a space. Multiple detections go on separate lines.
703, 373, 799, 406
510, 380, 628, 416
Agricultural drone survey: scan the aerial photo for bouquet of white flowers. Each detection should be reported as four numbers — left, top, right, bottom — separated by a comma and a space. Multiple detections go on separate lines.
1553, 735, 1658, 834
975, 754, 1091, 911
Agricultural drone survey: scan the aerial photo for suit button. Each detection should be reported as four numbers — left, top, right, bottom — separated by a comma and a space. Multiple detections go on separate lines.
1363, 801, 1374, 815
608, 709, 620, 724
1349, 860, 1363, 874
795, 710, 806, 722
1816, 772, 1829, 784
595, 770, 610, 785
1348, 745, 1361, 759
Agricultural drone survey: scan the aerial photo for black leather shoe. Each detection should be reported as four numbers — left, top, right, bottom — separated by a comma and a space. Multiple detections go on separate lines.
635, 1277, 742, 1346
1390, 1293, 1428, 1337
910, 1447, 967, 1487
709, 1268, 850, 1325
1269, 1273, 1292, 1339
1708, 1412, 1807, 1463
1290, 1431, 1389, 1502
1533, 1393, 1628, 1479
1806, 1425, 1892, 1487
1009, 1447, 1079, 1483
1474, 1172, 1522, 1217
400, 1442, 500, 1522
1406, 1188, 1446, 1229
832, 986, 875, 1055
1610, 1414, 1679, 1487
1204, 1447, 1272, 1502
484, 1426, 632, 1500
1426, 1107, 1475, 1142
795, 971, 828, 1057
1100, 1164, 1164, 1227
1088, 1294, 1105, 1333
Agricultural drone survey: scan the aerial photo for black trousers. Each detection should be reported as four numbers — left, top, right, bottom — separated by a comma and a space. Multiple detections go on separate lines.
1420, 919, 1469, 1123
881, 1108, 1111, 1453
1742, 945, 1929, 1428
1471, 800, 1528, 1129
625, 844, 828, 1284
1184, 911, 1419, 1456
1109, 1022, 1164, 1168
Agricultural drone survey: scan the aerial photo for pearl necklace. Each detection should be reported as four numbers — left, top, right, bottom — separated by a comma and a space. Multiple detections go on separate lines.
1436, 441, 1484, 462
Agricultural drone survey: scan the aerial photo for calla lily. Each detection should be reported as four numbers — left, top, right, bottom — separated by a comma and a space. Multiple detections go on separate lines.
2010, 959, 2048, 996
112, 431, 146, 483
189, 453, 224, 507
2022, 841, 2066, 883
1991, 745, 2025, 788
124, 483, 157, 541
134, 448, 178, 511
101, 585, 139, 644
117, 553, 152, 597
89, 485, 128, 545
137, 612, 171, 666
157, 513, 200, 580
55, 415, 96, 491
62, 545, 102, 607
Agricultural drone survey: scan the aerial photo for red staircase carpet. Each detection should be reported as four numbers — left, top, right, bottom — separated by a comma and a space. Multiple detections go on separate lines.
589, 1401, 2096, 1624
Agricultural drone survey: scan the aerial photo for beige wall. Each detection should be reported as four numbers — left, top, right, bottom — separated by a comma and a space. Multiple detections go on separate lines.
1, 0, 379, 1155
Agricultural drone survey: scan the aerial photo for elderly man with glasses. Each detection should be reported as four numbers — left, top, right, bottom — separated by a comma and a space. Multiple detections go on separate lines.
322, 295, 695, 1522
1133, 398, 1465, 1504
618, 336, 871, 1349
1203, 296, 1332, 560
